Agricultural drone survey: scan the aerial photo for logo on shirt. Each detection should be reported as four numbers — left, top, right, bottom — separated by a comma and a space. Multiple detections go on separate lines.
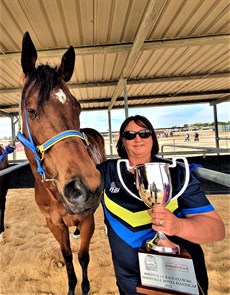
109, 182, 120, 193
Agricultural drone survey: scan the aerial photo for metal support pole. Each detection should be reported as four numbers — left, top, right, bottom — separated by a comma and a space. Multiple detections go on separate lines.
213, 104, 219, 149
11, 116, 17, 160
124, 79, 129, 118
108, 110, 113, 155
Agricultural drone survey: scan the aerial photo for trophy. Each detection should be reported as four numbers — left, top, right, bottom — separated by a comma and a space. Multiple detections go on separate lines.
117, 157, 190, 254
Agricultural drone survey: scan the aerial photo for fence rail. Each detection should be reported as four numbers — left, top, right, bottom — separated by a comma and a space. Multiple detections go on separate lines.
194, 167, 230, 188
0, 160, 29, 177
160, 144, 230, 157
1, 158, 229, 189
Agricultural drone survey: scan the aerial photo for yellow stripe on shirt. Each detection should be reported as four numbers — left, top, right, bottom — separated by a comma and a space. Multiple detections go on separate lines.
104, 191, 178, 227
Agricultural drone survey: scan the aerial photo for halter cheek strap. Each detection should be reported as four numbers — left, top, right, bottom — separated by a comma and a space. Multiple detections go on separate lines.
17, 106, 46, 177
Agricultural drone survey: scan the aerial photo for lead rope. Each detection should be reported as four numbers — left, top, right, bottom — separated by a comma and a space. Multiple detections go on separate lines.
0, 145, 15, 161
0, 102, 22, 161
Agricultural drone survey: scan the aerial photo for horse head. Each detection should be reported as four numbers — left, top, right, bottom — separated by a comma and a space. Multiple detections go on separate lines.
20, 32, 103, 216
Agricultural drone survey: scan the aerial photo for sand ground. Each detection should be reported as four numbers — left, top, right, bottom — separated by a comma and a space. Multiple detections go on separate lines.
0, 189, 229, 295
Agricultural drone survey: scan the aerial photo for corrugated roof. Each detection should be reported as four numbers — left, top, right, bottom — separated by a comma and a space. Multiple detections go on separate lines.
0, 0, 229, 117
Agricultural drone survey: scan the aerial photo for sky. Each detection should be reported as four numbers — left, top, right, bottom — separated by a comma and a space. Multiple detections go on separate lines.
0, 102, 229, 139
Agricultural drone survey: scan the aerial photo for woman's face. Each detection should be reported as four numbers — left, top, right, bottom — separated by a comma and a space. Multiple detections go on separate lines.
122, 120, 153, 161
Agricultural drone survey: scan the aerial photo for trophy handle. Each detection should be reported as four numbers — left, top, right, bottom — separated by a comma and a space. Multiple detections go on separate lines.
117, 159, 143, 202
169, 157, 190, 200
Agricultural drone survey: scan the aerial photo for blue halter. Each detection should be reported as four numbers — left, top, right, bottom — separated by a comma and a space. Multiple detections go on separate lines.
17, 105, 89, 182
0, 145, 15, 162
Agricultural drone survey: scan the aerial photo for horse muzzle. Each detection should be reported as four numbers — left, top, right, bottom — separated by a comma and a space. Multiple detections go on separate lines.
62, 177, 104, 215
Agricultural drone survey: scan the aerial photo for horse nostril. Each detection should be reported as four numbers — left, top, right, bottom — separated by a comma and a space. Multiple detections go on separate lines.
64, 180, 83, 201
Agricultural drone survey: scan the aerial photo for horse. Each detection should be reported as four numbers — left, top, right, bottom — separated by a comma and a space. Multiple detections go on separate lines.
18, 32, 106, 295
0, 145, 9, 242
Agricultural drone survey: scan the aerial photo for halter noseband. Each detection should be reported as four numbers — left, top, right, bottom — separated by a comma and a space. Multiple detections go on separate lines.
17, 104, 89, 182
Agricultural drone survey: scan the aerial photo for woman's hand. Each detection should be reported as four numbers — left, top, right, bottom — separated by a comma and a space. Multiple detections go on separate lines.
148, 204, 225, 244
148, 204, 180, 237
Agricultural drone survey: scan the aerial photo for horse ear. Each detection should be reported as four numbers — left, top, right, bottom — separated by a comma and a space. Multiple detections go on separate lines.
58, 46, 75, 82
21, 32, 37, 76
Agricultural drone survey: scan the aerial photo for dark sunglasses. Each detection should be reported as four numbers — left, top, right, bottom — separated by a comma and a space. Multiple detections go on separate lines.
122, 129, 152, 140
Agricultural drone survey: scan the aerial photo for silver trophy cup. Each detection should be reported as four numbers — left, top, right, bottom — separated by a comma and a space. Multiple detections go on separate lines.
117, 157, 190, 254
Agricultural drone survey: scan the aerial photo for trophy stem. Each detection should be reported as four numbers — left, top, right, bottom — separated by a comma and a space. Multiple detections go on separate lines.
146, 232, 180, 255
157, 231, 167, 240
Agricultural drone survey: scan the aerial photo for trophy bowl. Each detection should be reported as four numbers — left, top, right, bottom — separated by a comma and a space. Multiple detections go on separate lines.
135, 163, 172, 208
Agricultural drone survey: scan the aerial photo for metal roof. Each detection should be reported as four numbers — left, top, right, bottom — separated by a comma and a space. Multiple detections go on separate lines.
0, 0, 230, 118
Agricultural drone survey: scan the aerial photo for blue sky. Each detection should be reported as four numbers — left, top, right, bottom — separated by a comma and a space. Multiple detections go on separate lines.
81, 102, 230, 131
0, 102, 229, 138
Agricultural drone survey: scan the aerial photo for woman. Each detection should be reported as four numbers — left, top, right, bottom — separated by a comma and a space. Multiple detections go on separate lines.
97, 115, 225, 295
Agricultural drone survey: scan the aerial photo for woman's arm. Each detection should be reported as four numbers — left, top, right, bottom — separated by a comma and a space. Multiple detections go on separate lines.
148, 205, 225, 244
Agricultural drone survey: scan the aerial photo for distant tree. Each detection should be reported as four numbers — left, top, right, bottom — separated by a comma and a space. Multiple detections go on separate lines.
199, 123, 209, 128
192, 123, 203, 128
218, 121, 227, 125
210, 121, 227, 125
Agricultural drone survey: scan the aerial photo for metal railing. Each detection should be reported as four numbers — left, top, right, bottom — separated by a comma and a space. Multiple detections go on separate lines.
0, 160, 29, 176
1, 157, 229, 189
193, 167, 230, 188
160, 144, 230, 157
218, 137, 229, 148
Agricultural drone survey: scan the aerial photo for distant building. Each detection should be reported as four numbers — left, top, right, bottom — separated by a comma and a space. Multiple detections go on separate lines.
218, 124, 230, 132
202, 126, 213, 131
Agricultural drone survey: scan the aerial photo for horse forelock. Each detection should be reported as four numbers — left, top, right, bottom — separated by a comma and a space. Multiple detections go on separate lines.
22, 64, 65, 107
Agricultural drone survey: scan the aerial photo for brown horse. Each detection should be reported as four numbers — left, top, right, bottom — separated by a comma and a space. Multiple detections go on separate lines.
18, 32, 106, 295
0, 146, 9, 242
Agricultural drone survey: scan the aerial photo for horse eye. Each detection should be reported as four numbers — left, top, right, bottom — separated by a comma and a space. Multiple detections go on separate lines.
27, 108, 39, 120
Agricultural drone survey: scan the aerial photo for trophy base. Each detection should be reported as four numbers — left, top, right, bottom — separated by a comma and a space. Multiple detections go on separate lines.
138, 248, 200, 295
145, 240, 180, 255
146, 240, 180, 255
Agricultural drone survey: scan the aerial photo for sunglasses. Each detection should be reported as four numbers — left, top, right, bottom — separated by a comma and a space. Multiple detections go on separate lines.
122, 129, 152, 140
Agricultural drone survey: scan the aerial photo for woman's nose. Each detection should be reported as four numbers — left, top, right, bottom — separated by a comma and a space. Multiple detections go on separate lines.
134, 134, 142, 140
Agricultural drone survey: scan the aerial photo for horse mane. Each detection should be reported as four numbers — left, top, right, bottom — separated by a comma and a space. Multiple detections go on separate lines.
80, 128, 107, 163
22, 65, 64, 106
80, 128, 102, 139
80, 128, 105, 149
